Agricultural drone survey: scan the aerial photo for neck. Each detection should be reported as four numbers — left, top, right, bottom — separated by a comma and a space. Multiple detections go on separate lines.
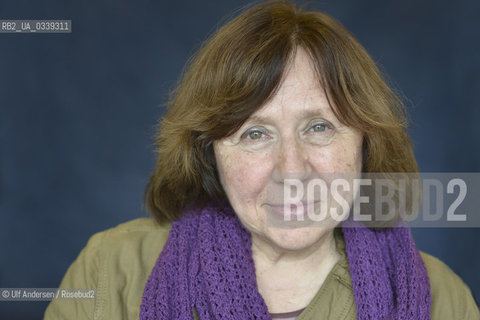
251, 228, 340, 313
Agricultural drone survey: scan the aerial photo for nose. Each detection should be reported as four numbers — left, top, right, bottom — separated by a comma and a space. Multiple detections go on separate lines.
271, 135, 312, 183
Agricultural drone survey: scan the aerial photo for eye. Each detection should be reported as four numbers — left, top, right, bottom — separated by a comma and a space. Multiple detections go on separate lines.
247, 130, 264, 140
308, 121, 332, 133
312, 123, 327, 132
240, 127, 269, 141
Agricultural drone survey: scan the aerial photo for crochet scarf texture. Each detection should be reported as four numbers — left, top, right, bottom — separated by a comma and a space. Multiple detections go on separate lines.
140, 204, 431, 319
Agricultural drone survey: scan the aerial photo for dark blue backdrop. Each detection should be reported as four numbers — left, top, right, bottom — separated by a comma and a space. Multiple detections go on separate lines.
1, 0, 479, 318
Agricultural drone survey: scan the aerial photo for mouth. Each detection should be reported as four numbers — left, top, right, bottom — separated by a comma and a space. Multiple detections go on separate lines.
264, 201, 320, 219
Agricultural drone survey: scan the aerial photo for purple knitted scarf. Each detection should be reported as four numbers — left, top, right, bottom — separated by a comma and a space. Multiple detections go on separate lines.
140, 204, 431, 319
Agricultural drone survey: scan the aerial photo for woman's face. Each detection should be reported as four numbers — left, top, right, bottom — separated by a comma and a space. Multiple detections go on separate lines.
214, 48, 363, 251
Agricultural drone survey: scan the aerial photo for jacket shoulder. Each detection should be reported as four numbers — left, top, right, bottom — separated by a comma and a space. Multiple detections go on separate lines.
98, 217, 171, 246
420, 251, 479, 320
44, 217, 172, 320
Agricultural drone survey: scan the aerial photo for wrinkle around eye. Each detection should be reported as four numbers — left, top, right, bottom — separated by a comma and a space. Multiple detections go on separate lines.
220, 136, 242, 146
238, 125, 273, 143
303, 125, 335, 145
219, 131, 272, 148
241, 135, 273, 146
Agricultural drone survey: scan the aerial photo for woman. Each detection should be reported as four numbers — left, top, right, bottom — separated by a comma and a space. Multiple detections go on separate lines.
44, 1, 479, 319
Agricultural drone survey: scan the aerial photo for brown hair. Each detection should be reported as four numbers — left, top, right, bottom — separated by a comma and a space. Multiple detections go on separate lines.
145, 0, 418, 224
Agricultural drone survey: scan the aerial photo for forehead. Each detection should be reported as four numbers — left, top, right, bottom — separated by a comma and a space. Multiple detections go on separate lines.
283, 48, 321, 88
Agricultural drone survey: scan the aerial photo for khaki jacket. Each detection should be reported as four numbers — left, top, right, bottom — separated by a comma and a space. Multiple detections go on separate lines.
44, 218, 479, 319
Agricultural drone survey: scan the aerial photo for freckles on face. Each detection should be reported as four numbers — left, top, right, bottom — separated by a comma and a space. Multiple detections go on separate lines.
214, 143, 272, 224
307, 130, 363, 174
213, 48, 364, 251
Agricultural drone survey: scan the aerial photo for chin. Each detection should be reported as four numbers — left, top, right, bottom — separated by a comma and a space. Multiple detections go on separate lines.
264, 224, 334, 252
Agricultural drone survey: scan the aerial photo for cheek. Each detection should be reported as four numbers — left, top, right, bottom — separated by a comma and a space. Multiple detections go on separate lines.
337, 142, 363, 172
217, 151, 273, 205
309, 137, 363, 173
